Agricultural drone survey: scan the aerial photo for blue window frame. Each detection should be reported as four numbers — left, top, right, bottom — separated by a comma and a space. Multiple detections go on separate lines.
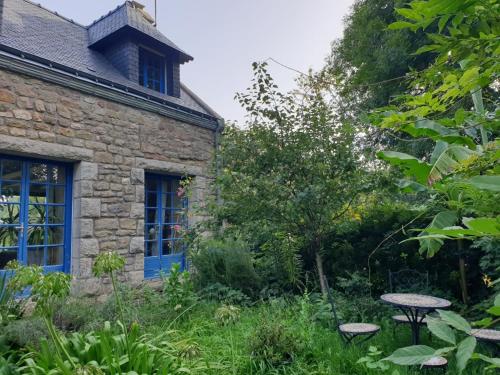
144, 174, 187, 279
139, 48, 165, 94
0, 155, 72, 275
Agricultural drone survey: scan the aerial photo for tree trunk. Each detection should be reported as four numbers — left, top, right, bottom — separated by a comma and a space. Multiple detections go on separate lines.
457, 240, 468, 305
315, 251, 327, 295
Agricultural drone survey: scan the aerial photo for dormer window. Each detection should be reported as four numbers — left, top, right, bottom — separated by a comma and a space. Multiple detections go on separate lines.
139, 48, 165, 94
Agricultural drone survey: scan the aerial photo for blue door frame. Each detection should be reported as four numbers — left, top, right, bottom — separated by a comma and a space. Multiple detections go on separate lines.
0, 155, 72, 277
144, 173, 187, 279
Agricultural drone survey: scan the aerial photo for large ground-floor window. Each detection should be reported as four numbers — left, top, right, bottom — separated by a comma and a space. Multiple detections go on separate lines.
144, 173, 187, 279
0, 155, 72, 274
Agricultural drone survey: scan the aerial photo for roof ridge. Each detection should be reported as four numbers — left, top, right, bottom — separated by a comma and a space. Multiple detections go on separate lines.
20, 0, 86, 28
87, 1, 129, 28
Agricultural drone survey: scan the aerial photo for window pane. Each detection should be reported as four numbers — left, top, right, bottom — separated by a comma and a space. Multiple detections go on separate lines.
0, 204, 20, 224
0, 227, 18, 247
145, 224, 158, 241
47, 226, 64, 245
29, 184, 47, 203
146, 178, 157, 191
171, 240, 183, 253
146, 192, 157, 208
27, 226, 45, 246
0, 248, 18, 268
163, 209, 172, 224
49, 166, 65, 184
162, 240, 171, 255
145, 241, 158, 257
1, 182, 21, 202
47, 246, 63, 266
27, 247, 44, 266
161, 194, 172, 209
28, 204, 46, 224
48, 186, 65, 204
146, 209, 158, 224
161, 179, 171, 194
162, 224, 172, 240
173, 195, 183, 209
48, 206, 65, 224
30, 163, 48, 183
1, 159, 22, 181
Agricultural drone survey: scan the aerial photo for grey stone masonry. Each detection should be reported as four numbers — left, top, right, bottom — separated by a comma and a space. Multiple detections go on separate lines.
0, 68, 216, 296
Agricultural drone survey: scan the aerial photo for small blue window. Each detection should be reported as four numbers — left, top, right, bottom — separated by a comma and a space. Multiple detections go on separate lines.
0, 155, 72, 275
139, 48, 165, 94
144, 174, 187, 279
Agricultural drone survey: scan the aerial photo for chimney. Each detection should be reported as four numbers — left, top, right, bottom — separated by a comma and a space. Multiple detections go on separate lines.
130, 1, 155, 26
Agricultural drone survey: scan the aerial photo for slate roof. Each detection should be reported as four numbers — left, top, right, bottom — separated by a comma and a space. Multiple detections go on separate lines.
0, 0, 218, 119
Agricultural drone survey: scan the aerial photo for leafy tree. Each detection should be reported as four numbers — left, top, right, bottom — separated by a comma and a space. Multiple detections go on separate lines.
320, 0, 436, 158
214, 63, 370, 293
372, 0, 499, 305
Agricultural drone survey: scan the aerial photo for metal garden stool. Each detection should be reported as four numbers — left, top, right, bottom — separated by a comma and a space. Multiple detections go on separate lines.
389, 269, 430, 330
421, 356, 448, 373
323, 276, 380, 345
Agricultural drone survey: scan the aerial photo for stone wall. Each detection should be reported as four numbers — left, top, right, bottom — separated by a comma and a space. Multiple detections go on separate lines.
0, 68, 215, 296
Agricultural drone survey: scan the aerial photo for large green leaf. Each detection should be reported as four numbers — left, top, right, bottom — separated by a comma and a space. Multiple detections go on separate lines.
401, 119, 454, 138
463, 217, 500, 236
428, 145, 477, 185
418, 211, 458, 256
456, 336, 476, 374
426, 317, 456, 345
396, 179, 428, 193
437, 309, 471, 333
377, 151, 431, 185
466, 176, 500, 192
384, 345, 436, 365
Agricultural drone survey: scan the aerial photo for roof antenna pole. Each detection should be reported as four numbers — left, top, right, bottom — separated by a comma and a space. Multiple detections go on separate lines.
154, 0, 157, 27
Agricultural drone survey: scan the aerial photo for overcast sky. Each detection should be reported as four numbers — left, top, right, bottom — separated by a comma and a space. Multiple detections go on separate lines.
36, 0, 354, 123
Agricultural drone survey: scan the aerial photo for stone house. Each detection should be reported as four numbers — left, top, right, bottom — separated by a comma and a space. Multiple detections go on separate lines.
0, 0, 222, 295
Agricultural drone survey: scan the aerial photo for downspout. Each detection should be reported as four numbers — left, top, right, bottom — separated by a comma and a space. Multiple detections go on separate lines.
215, 118, 224, 206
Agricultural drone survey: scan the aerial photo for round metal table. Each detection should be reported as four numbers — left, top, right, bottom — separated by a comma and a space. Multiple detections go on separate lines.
381, 293, 452, 345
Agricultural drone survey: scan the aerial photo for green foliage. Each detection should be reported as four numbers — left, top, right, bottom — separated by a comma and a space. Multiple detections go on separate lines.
0, 272, 23, 325
369, 0, 499, 265
2, 317, 47, 349
214, 304, 241, 325
92, 251, 126, 277
214, 62, 372, 293
384, 299, 500, 373
190, 238, 261, 296
200, 283, 251, 306
249, 318, 300, 368
161, 263, 197, 311
18, 322, 197, 374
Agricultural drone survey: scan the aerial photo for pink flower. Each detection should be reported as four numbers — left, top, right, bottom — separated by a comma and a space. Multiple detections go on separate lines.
177, 187, 185, 197
172, 224, 182, 232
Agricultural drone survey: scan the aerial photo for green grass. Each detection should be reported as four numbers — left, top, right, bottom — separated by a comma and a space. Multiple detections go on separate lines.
2, 291, 492, 374
141, 301, 488, 375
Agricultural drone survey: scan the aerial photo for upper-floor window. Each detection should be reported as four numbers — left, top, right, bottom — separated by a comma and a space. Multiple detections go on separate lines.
139, 48, 165, 94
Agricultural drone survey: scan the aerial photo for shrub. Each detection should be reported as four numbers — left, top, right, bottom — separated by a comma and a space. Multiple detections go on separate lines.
249, 318, 300, 367
214, 304, 241, 325
162, 263, 197, 311
53, 297, 102, 332
200, 282, 251, 306
190, 238, 261, 295
2, 317, 48, 350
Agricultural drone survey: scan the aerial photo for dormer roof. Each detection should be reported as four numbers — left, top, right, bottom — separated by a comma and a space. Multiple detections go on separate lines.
88, 1, 192, 64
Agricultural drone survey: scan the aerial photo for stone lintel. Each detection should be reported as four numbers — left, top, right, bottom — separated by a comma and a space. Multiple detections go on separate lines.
0, 134, 93, 162
135, 157, 203, 176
